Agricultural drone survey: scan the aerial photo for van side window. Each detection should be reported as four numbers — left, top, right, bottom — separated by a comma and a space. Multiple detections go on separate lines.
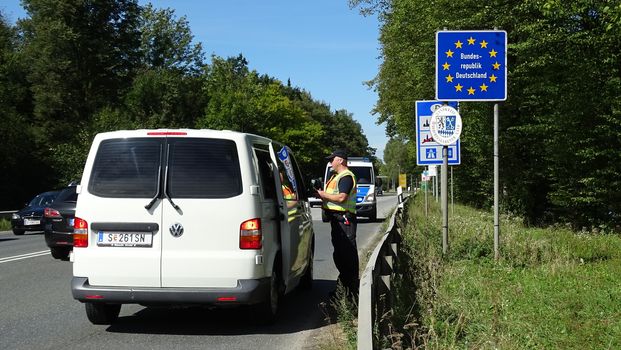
253, 148, 276, 200
89, 138, 161, 198
168, 138, 242, 198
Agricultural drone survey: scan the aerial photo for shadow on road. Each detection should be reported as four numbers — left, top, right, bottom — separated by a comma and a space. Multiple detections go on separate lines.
105, 279, 339, 336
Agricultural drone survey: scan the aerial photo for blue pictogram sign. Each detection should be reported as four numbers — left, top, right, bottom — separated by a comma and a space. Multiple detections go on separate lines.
436, 30, 507, 101
416, 100, 460, 166
426, 149, 437, 159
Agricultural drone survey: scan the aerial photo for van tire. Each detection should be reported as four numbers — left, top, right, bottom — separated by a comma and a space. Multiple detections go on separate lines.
50, 247, 70, 261
85, 302, 121, 325
253, 264, 281, 324
369, 207, 377, 222
12, 229, 24, 235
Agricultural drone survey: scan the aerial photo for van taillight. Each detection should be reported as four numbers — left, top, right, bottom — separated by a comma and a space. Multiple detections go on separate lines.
44, 207, 61, 218
240, 218, 262, 249
73, 217, 88, 247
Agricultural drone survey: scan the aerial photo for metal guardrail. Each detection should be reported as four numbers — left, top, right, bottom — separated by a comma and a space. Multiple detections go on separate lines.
0, 210, 17, 219
358, 187, 409, 350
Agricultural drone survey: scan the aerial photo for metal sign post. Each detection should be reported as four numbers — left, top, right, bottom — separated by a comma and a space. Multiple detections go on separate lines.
430, 105, 462, 255
425, 172, 429, 217
441, 146, 449, 254
451, 166, 454, 215
434, 174, 438, 202
494, 103, 500, 260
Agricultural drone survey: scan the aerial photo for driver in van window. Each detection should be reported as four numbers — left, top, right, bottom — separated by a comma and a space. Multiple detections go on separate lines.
280, 171, 298, 217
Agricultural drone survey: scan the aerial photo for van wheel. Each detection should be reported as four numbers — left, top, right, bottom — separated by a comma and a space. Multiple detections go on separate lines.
369, 207, 377, 222
85, 302, 121, 325
12, 229, 24, 235
254, 265, 281, 324
50, 247, 70, 261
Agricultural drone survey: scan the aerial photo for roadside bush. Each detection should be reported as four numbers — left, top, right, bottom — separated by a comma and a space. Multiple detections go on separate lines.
0, 219, 11, 231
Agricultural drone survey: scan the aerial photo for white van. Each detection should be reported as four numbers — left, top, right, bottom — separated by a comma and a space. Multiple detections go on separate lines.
71, 129, 314, 324
323, 157, 378, 221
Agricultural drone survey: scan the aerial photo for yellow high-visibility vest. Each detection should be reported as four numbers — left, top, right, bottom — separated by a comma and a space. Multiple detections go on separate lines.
322, 169, 356, 213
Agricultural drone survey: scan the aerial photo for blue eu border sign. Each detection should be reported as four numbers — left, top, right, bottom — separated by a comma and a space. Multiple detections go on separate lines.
436, 30, 507, 101
416, 101, 460, 166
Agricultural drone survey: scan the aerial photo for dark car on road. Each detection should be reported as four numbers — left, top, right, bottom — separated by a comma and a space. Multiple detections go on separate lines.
44, 185, 77, 260
11, 191, 60, 235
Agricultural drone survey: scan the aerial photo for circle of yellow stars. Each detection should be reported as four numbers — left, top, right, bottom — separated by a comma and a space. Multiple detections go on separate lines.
441, 36, 501, 95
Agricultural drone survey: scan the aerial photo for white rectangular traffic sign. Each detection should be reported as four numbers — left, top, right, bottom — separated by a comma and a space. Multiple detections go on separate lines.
416, 100, 460, 165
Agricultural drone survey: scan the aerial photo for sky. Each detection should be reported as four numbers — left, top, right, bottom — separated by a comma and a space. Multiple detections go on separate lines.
1, 0, 388, 159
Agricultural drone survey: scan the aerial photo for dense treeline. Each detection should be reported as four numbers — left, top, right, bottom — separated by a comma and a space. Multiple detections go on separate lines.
352, 0, 621, 230
0, 0, 375, 209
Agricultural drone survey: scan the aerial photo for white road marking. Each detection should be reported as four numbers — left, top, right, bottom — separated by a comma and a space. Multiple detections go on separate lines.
0, 250, 50, 264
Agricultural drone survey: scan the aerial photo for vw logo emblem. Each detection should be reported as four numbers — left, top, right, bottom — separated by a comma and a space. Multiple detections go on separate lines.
169, 223, 184, 237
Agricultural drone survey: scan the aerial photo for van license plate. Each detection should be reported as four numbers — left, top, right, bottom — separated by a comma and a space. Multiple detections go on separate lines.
97, 232, 153, 247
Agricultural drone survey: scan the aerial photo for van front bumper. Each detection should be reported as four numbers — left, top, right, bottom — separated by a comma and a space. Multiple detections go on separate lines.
71, 277, 270, 305
356, 203, 376, 217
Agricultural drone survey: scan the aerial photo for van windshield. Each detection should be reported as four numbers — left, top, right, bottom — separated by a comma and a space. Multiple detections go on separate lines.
326, 166, 373, 185
350, 166, 373, 184
29, 193, 58, 207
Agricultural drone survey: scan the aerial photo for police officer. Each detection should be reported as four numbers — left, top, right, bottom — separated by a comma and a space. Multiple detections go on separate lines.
317, 149, 359, 297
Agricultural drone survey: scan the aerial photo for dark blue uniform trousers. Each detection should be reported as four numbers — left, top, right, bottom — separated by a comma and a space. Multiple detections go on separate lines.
329, 212, 359, 295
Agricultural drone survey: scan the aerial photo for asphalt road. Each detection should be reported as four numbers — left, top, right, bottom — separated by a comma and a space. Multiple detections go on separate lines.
0, 194, 399, 350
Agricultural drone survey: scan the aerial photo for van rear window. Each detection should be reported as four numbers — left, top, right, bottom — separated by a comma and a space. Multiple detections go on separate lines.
89, 139, 161, 198
88, 137, 242, 199
167, 138, 242, 198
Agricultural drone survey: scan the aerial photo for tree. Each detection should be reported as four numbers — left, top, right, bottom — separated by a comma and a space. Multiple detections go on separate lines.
0, 12, 52, 208
138, 4, 204, 74
382, 137, 410, 189
353, 0, 621, 229
97, 4, 207, 132
19, 0, 142, 184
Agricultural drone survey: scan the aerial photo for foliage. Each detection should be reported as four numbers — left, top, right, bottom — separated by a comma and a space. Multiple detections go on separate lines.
0, 1, 372, 208
389, 194, 621, 349
138, 4, 204, 74
351, 0, 621, 229
381, 137, 415, 188
20, 0, 141, 143
0, 219, 11, 231
0, 13, 52, 207
329, 284, 358, 349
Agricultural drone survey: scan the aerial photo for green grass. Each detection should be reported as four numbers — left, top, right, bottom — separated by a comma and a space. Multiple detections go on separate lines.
386, 194, 621, 349
0, 219, 11, 231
